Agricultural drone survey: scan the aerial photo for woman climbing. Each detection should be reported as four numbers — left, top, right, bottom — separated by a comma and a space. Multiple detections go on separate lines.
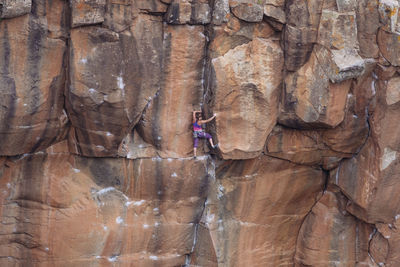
193, 110, 218, 158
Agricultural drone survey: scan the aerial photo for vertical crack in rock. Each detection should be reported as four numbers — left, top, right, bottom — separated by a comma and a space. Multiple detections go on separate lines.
185, 155, 216, 266
292, 167, 328, 263
367, 228, 379, 265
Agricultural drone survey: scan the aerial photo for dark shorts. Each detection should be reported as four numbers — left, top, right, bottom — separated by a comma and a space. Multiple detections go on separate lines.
194, 131, 212, 148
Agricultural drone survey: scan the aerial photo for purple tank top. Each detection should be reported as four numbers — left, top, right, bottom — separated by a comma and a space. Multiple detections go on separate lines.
193, 121, 202, 131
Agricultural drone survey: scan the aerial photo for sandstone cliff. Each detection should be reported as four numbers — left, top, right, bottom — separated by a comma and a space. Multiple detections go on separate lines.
0, 0, 400, 266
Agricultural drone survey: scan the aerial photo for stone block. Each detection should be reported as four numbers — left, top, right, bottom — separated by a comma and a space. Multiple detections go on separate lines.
212, 38, 283, 159
230, 0, 264, 22
264, 4, 286, 24
0, 0, 31, 19
70, 0, 106, 28
315, 46, 365, 83
317, 10, 359, 50
386, 77, 400, 105
378, 28, 400, 66
378, 0, 399, 33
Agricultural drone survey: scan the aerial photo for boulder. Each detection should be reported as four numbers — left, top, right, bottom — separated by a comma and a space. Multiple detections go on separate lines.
315, 46, 365, 83
209, 15, 274, 59
284, 0, 323, 71
265, 0, 284, 6
211, 38, 283, 159
0, 15, 67, 156
265, 125, 352, 168
0, 0, 31, 19
70, 0, 106, 28
317, 10, 358, 50
356, 0, 380, 58
378, 29, 400, 66
332, 73, 400, 223
279, 52, 351, 128
378, 0, 399, 33
321, 72, 374, 155
191, 1, 212, 24
229, 0, 264, 23
263, 4, 286, 24
273, 70, 373, 168
212, 0, 230, 25
386, 77, 400, 105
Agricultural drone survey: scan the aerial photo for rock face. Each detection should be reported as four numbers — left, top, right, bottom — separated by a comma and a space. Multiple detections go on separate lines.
279, 52, 352, 128
1, 0, 400, 266
211, 38, 283, 159
193, 156, 325, 266
0, 142, 210, 265
0, 12, 68, 156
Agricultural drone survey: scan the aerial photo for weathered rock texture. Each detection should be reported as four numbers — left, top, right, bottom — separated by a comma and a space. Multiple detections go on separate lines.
1, 0, 400, 266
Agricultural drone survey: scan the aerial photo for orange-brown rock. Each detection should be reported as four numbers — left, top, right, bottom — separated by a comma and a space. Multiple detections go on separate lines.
268, 70, 372, 169
377, 29, 400, 66
229, 0, 264, 23
294, 188, 377, 267
265, 125, 352, 168
137, 24, 207, 158
263, 4, 286, 24
71, 0, 106, 27
369, 230, 389, 266
294, 190, 357, 266
333, 71, 400, 224
320, 69, 375, 154
317, 9, 358, 50
356, 0, 380, 58
0, 14, 68, 156
374, 218, 400, 266
135, 0, 169, 13
0, 143, 209, 266
67, 15, 164, 157
284, 0, 323, 71
316, 9, 366, 83
279, 52, 351, 128
1, 0, 400, 265
386, 77, 400, 105
211, 38, 283, 159
189, 156, 325, 266
209, 15, 275, 58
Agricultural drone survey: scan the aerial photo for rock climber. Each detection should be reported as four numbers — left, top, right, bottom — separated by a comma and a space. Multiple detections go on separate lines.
193, 110, 218, 158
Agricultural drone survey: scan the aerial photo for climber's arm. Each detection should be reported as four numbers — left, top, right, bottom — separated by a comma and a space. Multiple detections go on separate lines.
201, 114, 216, 124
